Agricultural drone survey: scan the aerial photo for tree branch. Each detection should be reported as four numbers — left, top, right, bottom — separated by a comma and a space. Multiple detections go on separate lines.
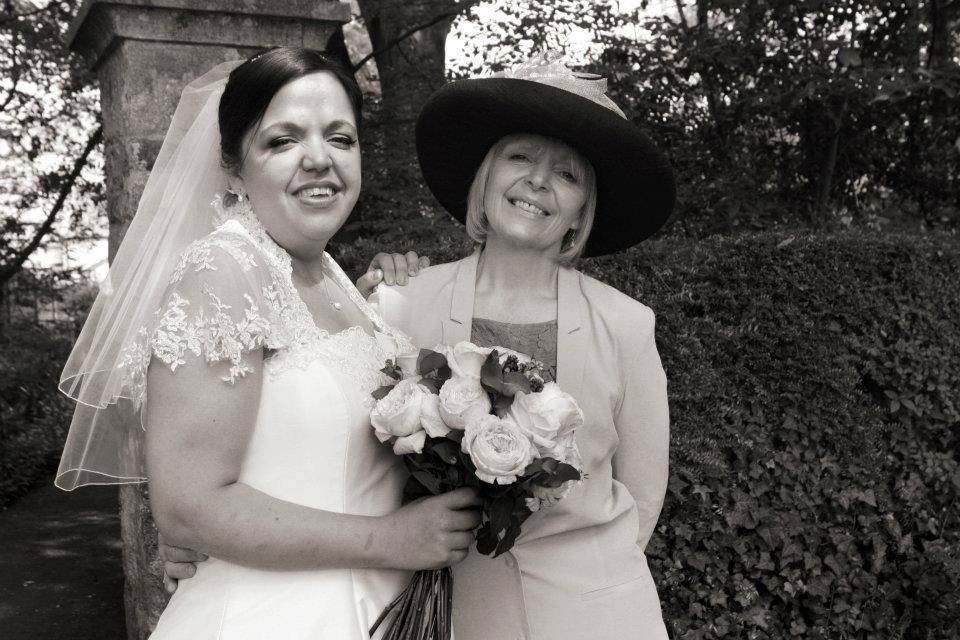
0, 124, 103, 289
673, 0, 690, 31
351, 1, 479, 73
0, 0, 57, 24
0, 17, 23, 112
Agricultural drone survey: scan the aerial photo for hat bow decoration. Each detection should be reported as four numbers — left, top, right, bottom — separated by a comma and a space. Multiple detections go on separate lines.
491, 51, 626, 118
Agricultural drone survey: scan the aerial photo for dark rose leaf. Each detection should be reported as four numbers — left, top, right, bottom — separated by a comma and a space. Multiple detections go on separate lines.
487, 495, 515, 534
417, 349, 448, 376
371, 385, 395, 401
475, 522, 498, 555
431, 440, 460, 465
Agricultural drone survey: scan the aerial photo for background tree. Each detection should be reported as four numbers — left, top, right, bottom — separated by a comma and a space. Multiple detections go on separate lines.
0, 0, 103, 321
587, 0, 960, 234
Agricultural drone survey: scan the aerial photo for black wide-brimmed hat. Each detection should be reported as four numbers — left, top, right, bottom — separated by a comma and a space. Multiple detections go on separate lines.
415, 55, 675, 257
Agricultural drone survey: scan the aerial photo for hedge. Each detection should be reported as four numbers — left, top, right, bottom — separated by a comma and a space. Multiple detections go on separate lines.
336, 223, 960, 639
0, 320, 75, 507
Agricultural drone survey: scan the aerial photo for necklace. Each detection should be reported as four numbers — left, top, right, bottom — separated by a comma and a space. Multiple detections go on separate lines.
320, 272, 343, 312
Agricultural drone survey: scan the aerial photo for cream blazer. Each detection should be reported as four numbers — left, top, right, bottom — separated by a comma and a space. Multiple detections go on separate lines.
374, 251, 670, 640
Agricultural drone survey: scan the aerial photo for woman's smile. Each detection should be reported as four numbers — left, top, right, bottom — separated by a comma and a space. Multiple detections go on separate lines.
507, 197, 552, 218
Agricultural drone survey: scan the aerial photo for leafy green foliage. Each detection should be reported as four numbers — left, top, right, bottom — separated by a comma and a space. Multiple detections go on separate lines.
588, 231, 960, 639
0, 318, 76, 506
437, 1, 960, 235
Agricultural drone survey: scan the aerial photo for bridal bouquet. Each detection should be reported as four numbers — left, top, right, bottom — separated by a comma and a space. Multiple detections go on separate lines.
368, 342, 583, 640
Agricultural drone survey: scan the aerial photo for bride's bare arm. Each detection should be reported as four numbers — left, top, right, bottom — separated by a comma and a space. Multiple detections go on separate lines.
144, 349, 479, 572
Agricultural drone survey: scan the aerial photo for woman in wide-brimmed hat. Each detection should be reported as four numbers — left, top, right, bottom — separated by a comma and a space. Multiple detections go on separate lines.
372, 53, 675, 639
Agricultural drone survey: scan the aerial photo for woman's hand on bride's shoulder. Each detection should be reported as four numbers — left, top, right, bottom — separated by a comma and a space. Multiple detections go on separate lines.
356, 251, 430, 297
380, 488, 481, 570
158, 532, 208, 594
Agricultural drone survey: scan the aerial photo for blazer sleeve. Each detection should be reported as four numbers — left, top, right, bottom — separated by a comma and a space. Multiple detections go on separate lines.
611, 304, 670, 550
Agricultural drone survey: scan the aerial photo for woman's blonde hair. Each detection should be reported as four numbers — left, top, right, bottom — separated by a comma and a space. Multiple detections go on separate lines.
464, 134, 597, 264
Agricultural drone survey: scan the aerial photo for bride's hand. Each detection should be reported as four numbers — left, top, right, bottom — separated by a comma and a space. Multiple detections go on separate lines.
382, 488, 481, 570
356, 251, 430, 297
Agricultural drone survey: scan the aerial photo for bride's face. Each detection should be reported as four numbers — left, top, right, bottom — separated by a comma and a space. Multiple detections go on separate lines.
237, 71, 361, 257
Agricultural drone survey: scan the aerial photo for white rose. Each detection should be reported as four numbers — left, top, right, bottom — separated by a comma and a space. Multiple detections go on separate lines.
438, 375, 492, 430
537, 432, 582, 466
507, 382, 583, 450
447, 341, 493, 379
371, 378, 429, 455
395, 351, 421, 377
462, 415, 536, 485
525, 481, 576, 512
419, 392, 450, 439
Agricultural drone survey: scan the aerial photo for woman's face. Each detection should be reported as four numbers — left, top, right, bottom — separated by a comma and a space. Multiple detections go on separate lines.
237, 71, 360, 257
482, 133, 589, 255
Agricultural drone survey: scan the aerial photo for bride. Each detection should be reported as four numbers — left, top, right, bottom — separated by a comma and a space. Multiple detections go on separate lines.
55, 47, 479, 638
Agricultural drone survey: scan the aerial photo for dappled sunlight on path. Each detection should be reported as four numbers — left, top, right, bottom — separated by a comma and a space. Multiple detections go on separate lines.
0, 481, 125, 639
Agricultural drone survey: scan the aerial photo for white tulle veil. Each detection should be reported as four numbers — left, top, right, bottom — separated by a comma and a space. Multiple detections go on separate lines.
56, 61, 242, 489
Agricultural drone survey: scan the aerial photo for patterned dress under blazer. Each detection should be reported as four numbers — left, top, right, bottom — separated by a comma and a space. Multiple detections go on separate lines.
373, 250, 670, 640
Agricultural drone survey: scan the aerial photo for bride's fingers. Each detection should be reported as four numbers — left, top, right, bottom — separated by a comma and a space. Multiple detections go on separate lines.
439, 487, 482, 509
446, 531, 475, 550
447, 509, 481, 532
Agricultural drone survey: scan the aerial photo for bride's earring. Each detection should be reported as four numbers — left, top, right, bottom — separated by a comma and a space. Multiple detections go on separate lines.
224, 182, 254, 215
226, 182, 248, 204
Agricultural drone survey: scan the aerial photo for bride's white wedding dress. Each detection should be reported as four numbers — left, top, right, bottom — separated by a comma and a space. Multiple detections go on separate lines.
136, 204, 411, 639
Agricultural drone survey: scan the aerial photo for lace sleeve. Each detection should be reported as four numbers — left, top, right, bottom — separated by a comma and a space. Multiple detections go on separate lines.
121, 231, 278, 402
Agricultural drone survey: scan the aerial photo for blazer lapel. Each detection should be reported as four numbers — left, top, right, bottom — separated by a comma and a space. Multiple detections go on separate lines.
441, 250, 479, 345
556, 266, 586, 399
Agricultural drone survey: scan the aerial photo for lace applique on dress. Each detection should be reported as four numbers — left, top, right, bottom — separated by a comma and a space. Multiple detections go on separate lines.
263, 247, 415, 402
119, 196, 414, 407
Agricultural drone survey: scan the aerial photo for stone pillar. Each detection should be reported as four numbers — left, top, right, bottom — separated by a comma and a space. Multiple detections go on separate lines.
66, 2, 351, 638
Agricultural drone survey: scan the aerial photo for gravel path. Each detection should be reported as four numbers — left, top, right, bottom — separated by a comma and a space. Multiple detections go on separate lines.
0, 481, 125, 639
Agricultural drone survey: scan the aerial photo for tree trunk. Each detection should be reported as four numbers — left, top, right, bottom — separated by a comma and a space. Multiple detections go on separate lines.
812, 99, 846, 225
351, 0, 460, 227
356, 0, 456, 152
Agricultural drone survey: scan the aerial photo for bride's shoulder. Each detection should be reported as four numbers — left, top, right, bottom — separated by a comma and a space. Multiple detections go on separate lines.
169, 219, 273, 287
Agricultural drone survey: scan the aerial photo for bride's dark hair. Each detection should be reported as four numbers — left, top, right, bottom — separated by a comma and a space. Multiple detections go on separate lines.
218, 47, 362, 172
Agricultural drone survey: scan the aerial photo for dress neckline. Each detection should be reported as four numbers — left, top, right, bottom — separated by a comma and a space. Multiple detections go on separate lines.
211, 194, 404, 345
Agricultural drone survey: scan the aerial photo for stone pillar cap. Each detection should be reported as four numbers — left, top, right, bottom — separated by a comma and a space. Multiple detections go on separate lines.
67, 0, 352, 55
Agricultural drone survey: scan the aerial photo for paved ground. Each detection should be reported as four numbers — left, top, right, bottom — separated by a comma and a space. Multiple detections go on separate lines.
0, 480, 125, 639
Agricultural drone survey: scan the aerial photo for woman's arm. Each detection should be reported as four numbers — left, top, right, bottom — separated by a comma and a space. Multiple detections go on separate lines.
145, 348, 479, 572
611, 306, 670, 550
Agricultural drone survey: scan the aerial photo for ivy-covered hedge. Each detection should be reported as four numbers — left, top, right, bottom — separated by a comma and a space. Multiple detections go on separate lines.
335, 225, 960, 639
